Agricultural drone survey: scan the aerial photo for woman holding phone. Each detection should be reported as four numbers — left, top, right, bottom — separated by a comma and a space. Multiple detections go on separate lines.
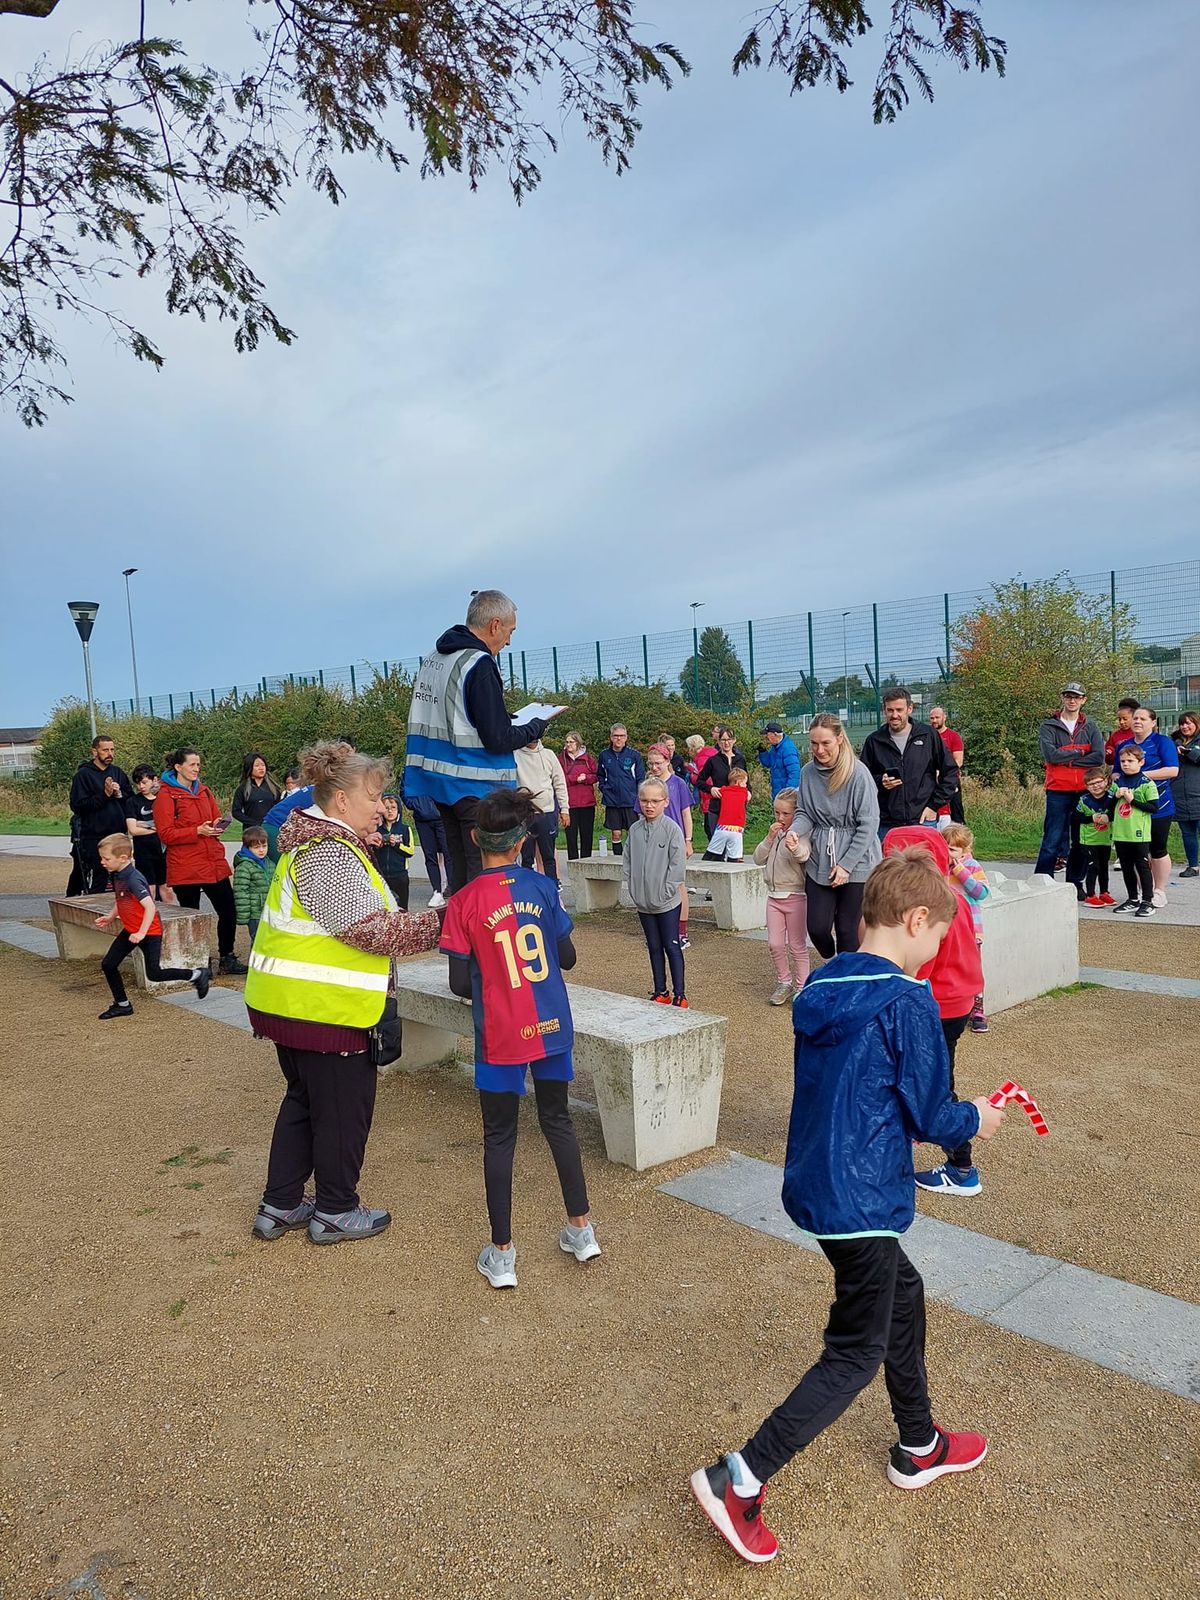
154, 745, 245, 974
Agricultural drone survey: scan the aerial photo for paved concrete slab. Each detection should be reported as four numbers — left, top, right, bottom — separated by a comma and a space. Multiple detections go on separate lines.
982, 858, 1200, 928
0, 919, 59, 958
157, 986, 254, 1031
660, 1152, 1200, 1402
1080, 966, 1200, 1000
0, 893, 52, 919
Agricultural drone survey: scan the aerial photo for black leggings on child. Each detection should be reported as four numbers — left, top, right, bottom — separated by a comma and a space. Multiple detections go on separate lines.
1114, 840, 1153, 904
102, 931, 194, 1003
479, 1077, 589, 1246
941, 1014, 973, 1169
638, 905, 685, 997
1083, 844, 1110, 897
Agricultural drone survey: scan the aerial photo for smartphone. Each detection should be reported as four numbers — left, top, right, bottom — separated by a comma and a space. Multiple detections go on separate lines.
214, 816, 231, 832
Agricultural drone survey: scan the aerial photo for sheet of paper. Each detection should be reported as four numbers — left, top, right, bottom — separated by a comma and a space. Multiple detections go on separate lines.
513, 703, 566, 723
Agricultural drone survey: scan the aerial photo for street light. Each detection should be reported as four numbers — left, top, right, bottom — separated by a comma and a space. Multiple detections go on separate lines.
689, 601, 705, 707
122, 567, 141, 712
67, 600, 100, 738
841, 610, 851, 721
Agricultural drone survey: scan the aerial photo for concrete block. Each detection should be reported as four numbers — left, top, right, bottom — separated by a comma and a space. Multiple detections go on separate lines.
978, 871, 1078, 1014
566, 857, 623, 913
48, 894, 216, 991
391, 957, 726, 1170
685, 862, 767, 931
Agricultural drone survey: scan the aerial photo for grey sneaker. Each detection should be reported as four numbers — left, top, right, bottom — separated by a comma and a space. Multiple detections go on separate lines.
307, 1205, 391, 1245
559, 1222, 602, 1262
477, 1243, 517, 1288
768, 982, 793, 1007
253, 1194, 316, 1240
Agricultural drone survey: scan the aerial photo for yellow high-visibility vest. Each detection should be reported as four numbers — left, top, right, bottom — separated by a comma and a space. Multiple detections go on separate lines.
245, 833, 392, 1029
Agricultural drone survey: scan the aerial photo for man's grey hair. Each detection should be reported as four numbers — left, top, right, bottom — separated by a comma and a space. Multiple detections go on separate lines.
466, 589, 517, 630
610, 723, 627, 735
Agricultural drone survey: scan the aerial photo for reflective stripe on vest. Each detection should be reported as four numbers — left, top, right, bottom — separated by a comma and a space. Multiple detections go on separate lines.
243, 834, 392, 1029
404, 646, 517, 803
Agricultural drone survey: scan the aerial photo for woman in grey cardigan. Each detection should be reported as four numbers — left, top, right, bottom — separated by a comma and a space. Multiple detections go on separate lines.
791, 713, 881, 957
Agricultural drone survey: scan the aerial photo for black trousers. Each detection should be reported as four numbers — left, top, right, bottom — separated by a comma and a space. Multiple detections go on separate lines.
638, 907, 685, 996
742, 1236, 934, 1482
521, 811, 559, 879
940, 1014, 973, 1168
804, 879, 864, 959
174, 877, 237, 958
1083, 844, 1111, 896
65, 846, 85, 898
1115, 840, 1153, 903
948, 785, 966, 824
565, 806, 596, 860
382, 870, 410, 910
702, 808, 717, 841
412, 814, 448, 895
101, 931, 194, 1003
479, 1077, 589, 1246
263, 1044, 378, 1215
76, 839, 110, 896
436, 797, 482, 896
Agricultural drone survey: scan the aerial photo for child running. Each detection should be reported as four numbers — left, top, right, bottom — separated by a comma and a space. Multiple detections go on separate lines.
624, 777, 688, 1007
690, 849, 1005, 1565
703, 764, 750, 862
645, 743, 695, 947
1077, 767, 1115, 906
439, 788, 599, 1289
92, 833, 210, 1019
1109, 743, 1159, 917
941, 823, 990, 1033
233, 825, 273, 946
753, 786, 810, 1005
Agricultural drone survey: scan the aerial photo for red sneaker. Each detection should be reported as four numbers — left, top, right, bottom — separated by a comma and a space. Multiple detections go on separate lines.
886, 1426, 987, 1489
1083, 895, 1105, 907
672, 995, 689, 1009
650, 992, 671, 1005
1100, 893, 1117, 905
690, 1458, 778, 1564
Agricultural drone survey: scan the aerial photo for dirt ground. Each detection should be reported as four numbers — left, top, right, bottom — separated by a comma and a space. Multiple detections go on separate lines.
1079, 919, 1200, 981
1, 927, 1199, 1600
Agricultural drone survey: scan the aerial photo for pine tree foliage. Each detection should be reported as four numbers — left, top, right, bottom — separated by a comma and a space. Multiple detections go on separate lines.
680, 626, 749, 710
2, 1, 1006, 425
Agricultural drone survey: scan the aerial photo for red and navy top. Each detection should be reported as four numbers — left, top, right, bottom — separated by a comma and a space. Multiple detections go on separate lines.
440, 865, 574, 1094
112, 861, 162, 937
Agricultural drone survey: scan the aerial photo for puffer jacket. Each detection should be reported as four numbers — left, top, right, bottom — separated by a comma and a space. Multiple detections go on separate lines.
782, 952, 980, 1238
882, 826, 982, 1019
153, 772, 232, 886
758, 735, 801, 797
1170, 729, 1200, 822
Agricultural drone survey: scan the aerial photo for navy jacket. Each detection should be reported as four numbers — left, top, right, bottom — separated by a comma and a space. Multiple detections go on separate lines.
782, 953, 980, 1238
758, 735, 801, 797
597, 744, 645, 808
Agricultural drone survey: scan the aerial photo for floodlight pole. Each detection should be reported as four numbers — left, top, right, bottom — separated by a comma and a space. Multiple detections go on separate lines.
122, 568, 141, 711
689, 601, 705, 706
67, 601, 100, 738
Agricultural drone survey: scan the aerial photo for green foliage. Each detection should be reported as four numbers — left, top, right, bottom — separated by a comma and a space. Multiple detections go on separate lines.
951, 576, 1147, 784
679, 627, 749, 710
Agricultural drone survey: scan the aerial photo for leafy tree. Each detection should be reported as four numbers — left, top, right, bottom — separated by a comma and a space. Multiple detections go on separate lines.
680, 626, 749, 710
822, 672, 867, 708
1, 2, 1007, 424
951, 575, 1148, 784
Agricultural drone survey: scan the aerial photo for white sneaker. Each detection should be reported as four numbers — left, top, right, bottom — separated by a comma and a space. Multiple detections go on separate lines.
559, 1222, 601, 1262
1151, 889, 1167, 908
768, 982, 793, 1006
428, 890, 447, 910
477, 1243, 517, 1288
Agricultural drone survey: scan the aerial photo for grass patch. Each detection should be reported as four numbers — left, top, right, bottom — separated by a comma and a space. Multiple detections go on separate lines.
1041, 981, 1102, 999
167, 1299, 186, 1319
160, 1145, 200, 1169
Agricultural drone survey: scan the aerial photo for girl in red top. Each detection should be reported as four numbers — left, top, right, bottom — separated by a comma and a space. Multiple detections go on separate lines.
92, 833, 210, 1019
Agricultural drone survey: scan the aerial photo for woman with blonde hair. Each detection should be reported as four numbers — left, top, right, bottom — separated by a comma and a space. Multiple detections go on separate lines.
245, 741, 442, 1246
790, 714, 880, 958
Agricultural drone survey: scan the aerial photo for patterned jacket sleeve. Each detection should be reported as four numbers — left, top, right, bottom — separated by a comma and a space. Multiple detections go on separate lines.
293, 839, 441, 956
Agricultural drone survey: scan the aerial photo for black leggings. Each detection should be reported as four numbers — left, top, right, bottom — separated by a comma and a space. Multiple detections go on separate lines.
173, 877, 237, 958
1115, 841, 1153, 903
382, 871, 410, 910
1083, 844, 1111, 897
101, 931, 194, 1003
565, 806, 595, 860
804, 879, 865, 959
437, 796, 482, 896
638, 905, 685, 997
940, 1014, 973, 1169
479, 1077, 589, 1246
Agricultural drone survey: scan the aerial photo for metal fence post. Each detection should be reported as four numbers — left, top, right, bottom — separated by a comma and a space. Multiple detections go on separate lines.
383, 661, 389, 678
807, 613, 816, 708
943, 592, 951, 671
553, 646, 559, 695
318, 669, 324, 688
596, 641, 602, 680
168, 694, 174, 719
1110, 570, 1118, 654
747, 621, 755, 708
350, 664, 357, 698
509, 653, 516, 689
642, 634, 649, 687
872, 603, 881, 719
148, 696, 154, 718
233, 686, 239, 707
521, 650, 528, 693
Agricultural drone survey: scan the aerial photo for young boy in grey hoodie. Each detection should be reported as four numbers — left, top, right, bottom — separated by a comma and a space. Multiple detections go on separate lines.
623, 778, 688, 1006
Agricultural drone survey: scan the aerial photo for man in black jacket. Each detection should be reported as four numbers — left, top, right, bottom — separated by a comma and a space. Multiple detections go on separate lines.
861, 688, 954, 839
69, 733, 133, 894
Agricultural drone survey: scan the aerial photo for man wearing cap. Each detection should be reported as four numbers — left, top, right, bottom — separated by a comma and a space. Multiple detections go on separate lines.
757, 721, 801, 798
1033, 681, 1104, 890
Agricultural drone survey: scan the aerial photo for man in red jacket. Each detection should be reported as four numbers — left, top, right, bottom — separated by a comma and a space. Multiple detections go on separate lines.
1032, 682, 1104, 894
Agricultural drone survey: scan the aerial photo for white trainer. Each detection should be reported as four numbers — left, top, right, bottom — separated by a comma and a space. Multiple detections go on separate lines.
477, 1243, 517, 1288
559, 1222, 602, 1262
428, 890, 447, 910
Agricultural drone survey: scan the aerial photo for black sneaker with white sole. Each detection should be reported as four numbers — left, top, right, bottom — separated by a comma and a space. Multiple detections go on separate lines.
1111, 899, 1138, 914
99, 1001, 134, 1020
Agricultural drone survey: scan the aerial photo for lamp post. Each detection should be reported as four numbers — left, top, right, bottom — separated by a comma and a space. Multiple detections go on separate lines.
841, 610, 851, 722
122, 567, 141, 711
67, 600, 100, 738
689, 601, 705, 707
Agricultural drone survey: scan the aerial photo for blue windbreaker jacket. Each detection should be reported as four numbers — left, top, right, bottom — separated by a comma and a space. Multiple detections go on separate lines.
758, 735, 801, 797
782, 952, 980, 1238
596, 744, 645, 808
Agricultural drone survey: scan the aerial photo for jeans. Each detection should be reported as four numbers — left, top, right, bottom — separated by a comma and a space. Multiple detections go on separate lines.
174, 877, 237, 958
565, 806, 596, 860
1034, 790, 1086, 887
479, 1078, 589, 1246
1177, 818, 1200, 870
520, 811, 559, 879
101, 931, 194, 1003
741, 1236, 934, 1481
804, 880, 864, 959
262, 1044, 378, 1215
638, 906, 685, 997
436, 796, 482, 896
766, 894, 809, 986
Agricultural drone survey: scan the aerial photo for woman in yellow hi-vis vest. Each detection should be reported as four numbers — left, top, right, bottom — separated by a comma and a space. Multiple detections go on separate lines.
246, 742, 442, 1245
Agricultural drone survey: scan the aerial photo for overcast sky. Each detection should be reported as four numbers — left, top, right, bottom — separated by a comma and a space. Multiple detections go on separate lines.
3, 1, 1197, 726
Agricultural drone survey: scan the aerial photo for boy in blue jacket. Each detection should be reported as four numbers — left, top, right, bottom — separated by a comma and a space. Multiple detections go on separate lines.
690, 848, 1006, 1565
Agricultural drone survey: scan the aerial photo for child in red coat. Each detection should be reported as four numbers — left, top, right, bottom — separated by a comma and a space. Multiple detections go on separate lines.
882, 826, 986, 1196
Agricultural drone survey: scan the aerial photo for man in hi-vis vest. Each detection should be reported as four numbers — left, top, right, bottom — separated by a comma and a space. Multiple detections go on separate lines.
405, 590, 560, 895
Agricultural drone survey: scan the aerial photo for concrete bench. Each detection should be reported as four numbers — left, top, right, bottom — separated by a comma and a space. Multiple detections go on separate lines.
567, 857, 767, 932
978, 871, 1079, 1013
389, 956, 727, 1171
48, 894, 216, 991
